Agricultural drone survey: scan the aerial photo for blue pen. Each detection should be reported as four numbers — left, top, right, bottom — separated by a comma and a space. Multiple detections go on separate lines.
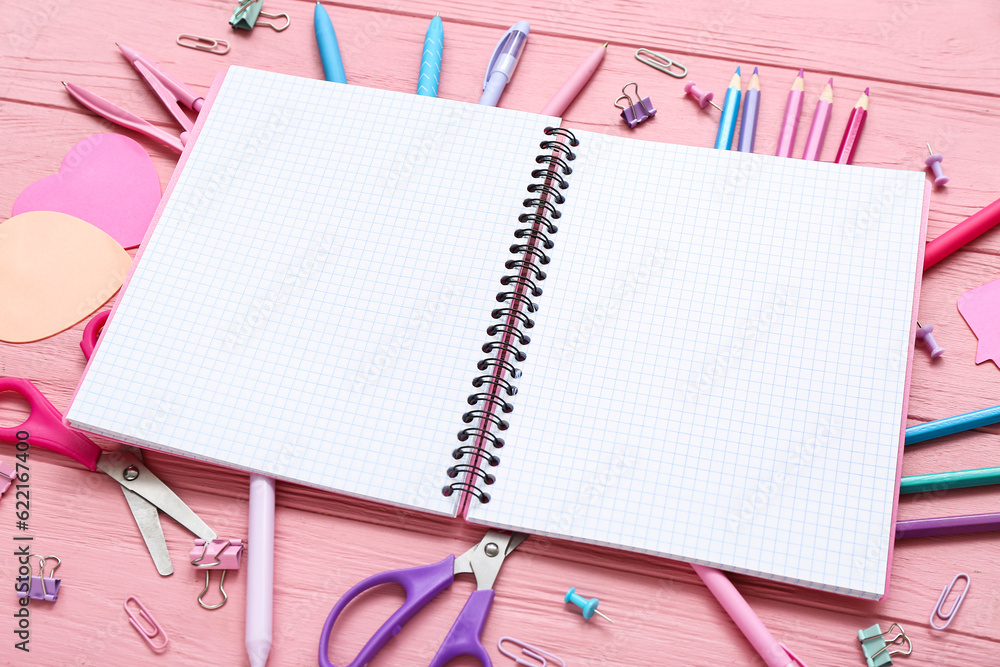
417, 15, 443, 97
714, 67, 742, 150
314, 2, 346, 84
479, 21, 529, 107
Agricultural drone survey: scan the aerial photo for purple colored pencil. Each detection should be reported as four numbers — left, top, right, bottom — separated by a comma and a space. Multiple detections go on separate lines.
775, 69, 804, 157
896, 512, 1000, 539
736, 68, 760, 153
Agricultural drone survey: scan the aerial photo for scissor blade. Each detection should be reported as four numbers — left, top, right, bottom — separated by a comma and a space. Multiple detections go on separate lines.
97, 451, 217, 541
120, 485, 173, 576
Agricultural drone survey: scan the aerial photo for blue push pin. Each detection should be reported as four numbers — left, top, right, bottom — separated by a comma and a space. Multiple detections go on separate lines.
565, 587, 614, 623
925, 143, 950, 186
916, 321, 945, 359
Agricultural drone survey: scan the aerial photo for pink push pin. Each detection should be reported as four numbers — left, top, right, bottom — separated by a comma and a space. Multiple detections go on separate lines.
916, 321, 945, 358
925, 143, 950, 186
684, 82, 722, 110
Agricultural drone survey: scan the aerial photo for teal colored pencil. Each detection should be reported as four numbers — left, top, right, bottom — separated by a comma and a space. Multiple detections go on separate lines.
714, 67, 742, 150
900, 466, 1000, 494
417, 15, 443, 97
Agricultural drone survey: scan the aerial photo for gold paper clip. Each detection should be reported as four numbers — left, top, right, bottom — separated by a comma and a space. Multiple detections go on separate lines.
635, 48, 688, 79
176, 34, 231, 55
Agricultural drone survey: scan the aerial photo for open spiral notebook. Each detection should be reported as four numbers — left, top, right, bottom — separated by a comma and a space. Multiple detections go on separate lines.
68, 66, 928, 599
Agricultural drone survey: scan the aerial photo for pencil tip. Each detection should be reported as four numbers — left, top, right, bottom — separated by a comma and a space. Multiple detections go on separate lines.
828, 77, 834, 85
864, 87, 870, 95
735, 66, 741, 75
797, 68, 804, 77
753, 66, 759, 75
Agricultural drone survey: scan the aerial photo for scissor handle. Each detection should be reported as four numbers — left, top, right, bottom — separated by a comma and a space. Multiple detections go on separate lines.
319, 555, 456, 667
80, 310, 110, 361
429, 588, 494, 667
0, 377, 101, 470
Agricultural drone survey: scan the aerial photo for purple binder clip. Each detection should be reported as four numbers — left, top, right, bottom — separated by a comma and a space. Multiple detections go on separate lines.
17, 555, 61, 602
615, 82, 656, 129
0, 460, 13, 497
190, 538, 244, 610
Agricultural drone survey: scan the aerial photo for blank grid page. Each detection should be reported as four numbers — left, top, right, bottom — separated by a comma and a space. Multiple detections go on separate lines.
468, 130, 926, 597
68, 67, 556, 516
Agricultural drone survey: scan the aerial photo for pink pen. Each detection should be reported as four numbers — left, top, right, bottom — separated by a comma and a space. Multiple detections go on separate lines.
775, 69, 804, 157
802, 78, 833, 161
691, 564, 806, 667
540, 42, 607, 116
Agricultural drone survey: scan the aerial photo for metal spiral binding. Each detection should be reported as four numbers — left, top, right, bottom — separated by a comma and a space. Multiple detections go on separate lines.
444, 127, 579, 503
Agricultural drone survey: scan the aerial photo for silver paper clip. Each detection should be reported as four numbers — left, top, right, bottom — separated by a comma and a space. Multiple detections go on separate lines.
230, 0, 291, 31
176, 34, 231, 55
635, 48, 688, 78
929, 573, 969, 630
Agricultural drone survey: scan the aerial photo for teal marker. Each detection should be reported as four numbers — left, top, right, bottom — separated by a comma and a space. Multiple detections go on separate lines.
714, 67, 742, 150
900, 466, 1000, 494
314, 2, 347, 84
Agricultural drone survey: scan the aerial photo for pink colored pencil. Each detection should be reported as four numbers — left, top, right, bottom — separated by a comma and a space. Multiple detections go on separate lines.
775, 69, 804, 157
802, 78, 833, 160
834, 88, 869, 165
540, 42, 607, 116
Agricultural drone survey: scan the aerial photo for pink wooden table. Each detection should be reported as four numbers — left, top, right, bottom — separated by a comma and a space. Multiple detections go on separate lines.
2, 1, 1000, 665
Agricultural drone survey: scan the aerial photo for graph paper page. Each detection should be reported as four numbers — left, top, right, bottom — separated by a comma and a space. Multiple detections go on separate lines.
468, 130, 926, 597
68, 67, 557, 516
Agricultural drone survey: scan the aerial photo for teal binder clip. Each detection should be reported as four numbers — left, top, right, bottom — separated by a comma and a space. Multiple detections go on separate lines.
858, 623, 912, 666
229, 0, 290, 32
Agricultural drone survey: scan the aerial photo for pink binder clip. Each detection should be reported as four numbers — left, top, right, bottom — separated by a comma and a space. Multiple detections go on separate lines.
17, 555, 61, 602
0, 460, 14, 497
190, 538, 243, 610
615, 82, 656, 129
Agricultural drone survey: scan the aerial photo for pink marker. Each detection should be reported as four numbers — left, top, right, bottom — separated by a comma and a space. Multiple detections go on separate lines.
540, 42, 607, 116
802, 78, 833, 161
775, 69, 804, 157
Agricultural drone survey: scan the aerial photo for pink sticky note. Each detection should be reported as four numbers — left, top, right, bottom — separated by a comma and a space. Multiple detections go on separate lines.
12, 133, 161, 249
957, 277, 1000, 368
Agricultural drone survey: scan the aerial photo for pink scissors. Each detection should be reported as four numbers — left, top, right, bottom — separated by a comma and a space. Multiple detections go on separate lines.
63, 43, 203, 154
319, 530, 527, 667
0, 312, 215, 575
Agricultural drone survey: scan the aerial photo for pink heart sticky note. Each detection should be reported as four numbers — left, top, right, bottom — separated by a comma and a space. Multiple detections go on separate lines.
12, 133, 161, 249
957, 277, 1000, 368
0, 211, 132, 343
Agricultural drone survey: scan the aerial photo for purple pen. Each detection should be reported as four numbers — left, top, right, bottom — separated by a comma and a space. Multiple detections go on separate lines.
480, 21, 530, 107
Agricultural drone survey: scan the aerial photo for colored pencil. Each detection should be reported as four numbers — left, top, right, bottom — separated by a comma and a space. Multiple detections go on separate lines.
900, 465, 1000, 494
775, 69, 804, 157
737, 68, 760, 153
834, 87, 869, 164
896, 512, 1000, 539
802, 78, 833, 161
714, 67, 742, 150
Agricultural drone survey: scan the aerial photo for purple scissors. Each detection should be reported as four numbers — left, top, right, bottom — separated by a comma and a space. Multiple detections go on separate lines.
319, 530, 527, 667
